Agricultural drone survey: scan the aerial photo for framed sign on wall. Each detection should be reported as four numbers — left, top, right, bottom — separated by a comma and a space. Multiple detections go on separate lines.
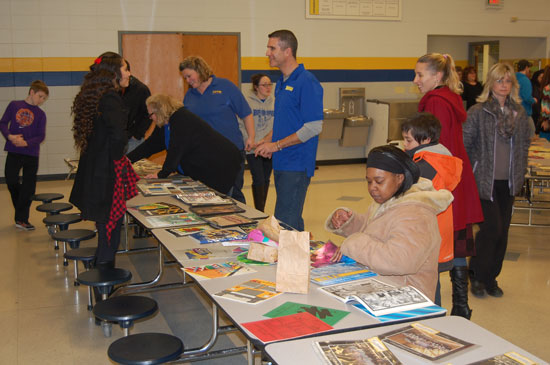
306, 0, 401, 21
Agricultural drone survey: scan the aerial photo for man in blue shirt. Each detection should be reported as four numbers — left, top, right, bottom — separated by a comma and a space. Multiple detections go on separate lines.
255, 30, 324, 231
516, 59, 536, 132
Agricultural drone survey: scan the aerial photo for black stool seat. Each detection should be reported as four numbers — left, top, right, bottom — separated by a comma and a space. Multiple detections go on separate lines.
94, 296, 158, 332
52, 229, 96, 246
77, 268, 133, 288
31, 193, 64, 203
43, 213, 82, 227
108, 333, 184, 365
37, 202, 73, 214
64, 247, 96, 261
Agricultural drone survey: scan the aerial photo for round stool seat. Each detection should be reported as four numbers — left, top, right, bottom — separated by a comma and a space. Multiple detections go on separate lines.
37, 202, 73, 214
64, 247, 96, 261
31, 193, 64, 203
77, 268, 132, 288
43, 213, 82, 227
52, 229, 96, 245
108, 333, 184, 365
93, 296, 158, 327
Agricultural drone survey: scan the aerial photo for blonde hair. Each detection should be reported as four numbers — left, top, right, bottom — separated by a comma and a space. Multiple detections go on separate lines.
146, 94, 183, 126
417, 53, 463, 94
476, 63, 521, 104
178, 56, 213, 82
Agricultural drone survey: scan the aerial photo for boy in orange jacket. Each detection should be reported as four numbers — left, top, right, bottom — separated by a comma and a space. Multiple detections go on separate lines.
402, 113, 469, 317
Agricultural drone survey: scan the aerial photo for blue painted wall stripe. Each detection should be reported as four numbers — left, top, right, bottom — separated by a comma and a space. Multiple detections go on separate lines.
1, 69, 414, 87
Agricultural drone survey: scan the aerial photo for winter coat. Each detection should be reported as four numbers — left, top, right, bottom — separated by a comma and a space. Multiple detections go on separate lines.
325, 178, 454, 300
409, 144, 462, 268
70, 90, 128, 223
419, 86, 483, 231
463, 97, 531, 200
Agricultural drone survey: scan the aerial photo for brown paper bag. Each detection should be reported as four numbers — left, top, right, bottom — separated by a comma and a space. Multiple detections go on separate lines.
258, 215, 281, 243
247, 242, 278, 263
276, 230, 310, 294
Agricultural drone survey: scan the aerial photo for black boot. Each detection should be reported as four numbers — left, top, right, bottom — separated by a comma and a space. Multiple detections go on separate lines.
450, 266, 472, 319
251, 185, 266, 212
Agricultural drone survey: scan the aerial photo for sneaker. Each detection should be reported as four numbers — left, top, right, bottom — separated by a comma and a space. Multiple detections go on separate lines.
15, 221, 35, 231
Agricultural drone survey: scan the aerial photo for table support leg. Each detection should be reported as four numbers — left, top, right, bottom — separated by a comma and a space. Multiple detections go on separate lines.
247, 340, 255, 365
114, 244, 164, 294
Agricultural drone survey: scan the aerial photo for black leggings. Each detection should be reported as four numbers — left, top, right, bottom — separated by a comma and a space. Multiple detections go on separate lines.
95, 217, 124, 264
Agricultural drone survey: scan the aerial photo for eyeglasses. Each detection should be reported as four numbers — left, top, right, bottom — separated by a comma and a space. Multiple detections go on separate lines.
148, 112, 155, 119
259, 83, 273, 87
495, 78, 512, 85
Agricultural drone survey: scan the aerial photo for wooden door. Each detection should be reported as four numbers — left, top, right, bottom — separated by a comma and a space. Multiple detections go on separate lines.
180, 34, 240, 94
122, 33, 184, 100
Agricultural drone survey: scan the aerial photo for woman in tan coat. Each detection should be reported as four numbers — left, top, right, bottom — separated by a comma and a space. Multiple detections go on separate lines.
326, 145, 453, 300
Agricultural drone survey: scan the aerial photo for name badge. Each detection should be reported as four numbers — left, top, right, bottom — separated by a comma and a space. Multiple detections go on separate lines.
285, 85, 294, 91
212, 90, 222, 94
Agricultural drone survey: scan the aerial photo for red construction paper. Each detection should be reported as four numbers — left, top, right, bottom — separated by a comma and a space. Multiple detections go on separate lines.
241, 312, 333, 343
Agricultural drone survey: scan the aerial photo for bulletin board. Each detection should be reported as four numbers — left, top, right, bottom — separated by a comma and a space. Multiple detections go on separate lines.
306, 0, 401, 21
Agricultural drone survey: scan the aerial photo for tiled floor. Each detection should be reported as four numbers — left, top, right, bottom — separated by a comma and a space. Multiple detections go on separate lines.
0, 164, 549, 364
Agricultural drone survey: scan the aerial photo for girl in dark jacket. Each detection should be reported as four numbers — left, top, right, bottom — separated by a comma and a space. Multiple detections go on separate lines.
70, 52, 136, 269
464, 63, 531, 299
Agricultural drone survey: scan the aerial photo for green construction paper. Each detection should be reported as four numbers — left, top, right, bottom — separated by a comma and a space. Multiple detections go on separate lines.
263, 301, 350, 326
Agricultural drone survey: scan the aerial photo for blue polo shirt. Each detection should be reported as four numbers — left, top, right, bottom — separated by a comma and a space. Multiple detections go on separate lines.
516, 72, 535, 116
272, 64, 323, 177
183, 75, 251, 150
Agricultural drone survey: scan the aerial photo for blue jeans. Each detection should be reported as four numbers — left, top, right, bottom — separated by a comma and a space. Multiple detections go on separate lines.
274, 170, 310, 231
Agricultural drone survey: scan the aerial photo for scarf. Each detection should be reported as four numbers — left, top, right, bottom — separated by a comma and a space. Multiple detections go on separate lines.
106, 156, 140, 243
485, 95, 518, 138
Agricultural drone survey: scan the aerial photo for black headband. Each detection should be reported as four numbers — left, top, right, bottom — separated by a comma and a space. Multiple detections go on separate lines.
367, 150, 405, 174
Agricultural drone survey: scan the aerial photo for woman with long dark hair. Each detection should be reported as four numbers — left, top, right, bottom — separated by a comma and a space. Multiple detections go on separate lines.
70, 52, 138, 269
461, 66, 483, 110
414, 53, 484, 318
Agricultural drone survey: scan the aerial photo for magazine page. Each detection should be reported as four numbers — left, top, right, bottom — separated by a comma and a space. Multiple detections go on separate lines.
379, 322, 474, 361
353, 286, 433, 316
213, 279, 281, 304
190, 204, 246, 217
182, 261, 255, 280
320, 277, 395, 303
310, 262, 377, 286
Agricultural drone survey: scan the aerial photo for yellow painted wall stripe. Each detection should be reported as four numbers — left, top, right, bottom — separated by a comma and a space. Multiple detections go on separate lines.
2, 57, 549, 73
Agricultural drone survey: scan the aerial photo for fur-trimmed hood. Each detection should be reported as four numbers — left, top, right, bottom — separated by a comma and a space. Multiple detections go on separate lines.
367, 178, 453, 222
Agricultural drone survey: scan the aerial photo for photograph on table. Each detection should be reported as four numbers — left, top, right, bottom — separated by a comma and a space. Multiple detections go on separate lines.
379, 322, 474, 361
144, 212, 204, 228
204, 214, 256, 228
130, 202, 186, 216
166, 225, 210, 237
190, 228, 248, 244
175, 191, 233, 206
314, 336, 402, 365
190, 204, 246, 217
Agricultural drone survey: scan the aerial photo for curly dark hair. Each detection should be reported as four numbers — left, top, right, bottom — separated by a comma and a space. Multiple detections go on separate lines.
71, 52, 123, 153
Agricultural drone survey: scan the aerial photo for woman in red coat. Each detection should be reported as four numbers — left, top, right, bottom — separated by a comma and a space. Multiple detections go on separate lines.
414, 53, 484, 319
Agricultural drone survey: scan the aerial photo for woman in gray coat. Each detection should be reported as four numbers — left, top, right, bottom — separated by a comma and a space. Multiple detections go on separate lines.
463, 63, 531, 299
